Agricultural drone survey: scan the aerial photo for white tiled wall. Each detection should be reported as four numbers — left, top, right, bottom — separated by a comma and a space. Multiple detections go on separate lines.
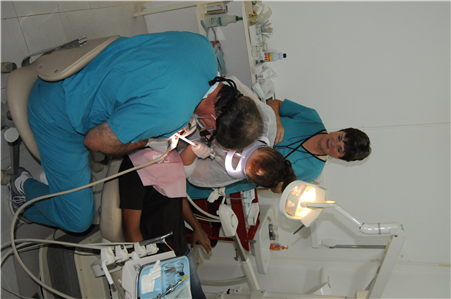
1, 2, 148, 297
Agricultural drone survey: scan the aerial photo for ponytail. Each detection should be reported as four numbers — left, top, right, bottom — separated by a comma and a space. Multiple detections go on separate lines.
246, 148, 296, 190
281, 160, 296, 192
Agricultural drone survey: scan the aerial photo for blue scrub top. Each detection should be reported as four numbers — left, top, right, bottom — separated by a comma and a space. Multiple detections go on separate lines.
275, 99, 326, 183
62, 31, 218, 144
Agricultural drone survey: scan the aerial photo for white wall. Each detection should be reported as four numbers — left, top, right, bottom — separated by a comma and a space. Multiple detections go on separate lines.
198, 1, 450, 298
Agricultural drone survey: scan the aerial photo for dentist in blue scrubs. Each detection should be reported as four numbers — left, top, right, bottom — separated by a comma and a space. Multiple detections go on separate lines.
10, 32, 220, 232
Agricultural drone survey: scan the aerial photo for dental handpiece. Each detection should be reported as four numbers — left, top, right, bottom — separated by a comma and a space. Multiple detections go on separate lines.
156, 275, 188, 298
139, 232, 173, 247
174, 133, 215, 159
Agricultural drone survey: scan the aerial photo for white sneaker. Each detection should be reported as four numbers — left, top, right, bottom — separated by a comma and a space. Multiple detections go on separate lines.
7, 167, 32, 213
40, 171, 48, 184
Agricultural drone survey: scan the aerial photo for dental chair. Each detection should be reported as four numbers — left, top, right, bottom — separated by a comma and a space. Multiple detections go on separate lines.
6, 35, 120, 163
99, 158, 127, 298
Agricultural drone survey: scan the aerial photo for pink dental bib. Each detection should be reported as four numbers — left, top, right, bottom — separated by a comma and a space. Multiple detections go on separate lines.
128, 148, 186, 198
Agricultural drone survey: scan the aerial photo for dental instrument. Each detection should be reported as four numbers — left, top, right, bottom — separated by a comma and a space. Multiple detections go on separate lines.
175, 132, 217, 160
139, 232, 173, 247
156, 275, 188, 298
175, 132, 196, 146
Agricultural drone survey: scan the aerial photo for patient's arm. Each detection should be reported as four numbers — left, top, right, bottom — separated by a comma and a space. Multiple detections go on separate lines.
84, 121, 147, 156
122, 208, 143, 242
267, 99, 284, 144
180, 145, 197, 166
182, 198, 212, 254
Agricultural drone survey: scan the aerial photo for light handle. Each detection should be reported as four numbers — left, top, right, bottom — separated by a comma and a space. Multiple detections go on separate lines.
302, 202, 403, 235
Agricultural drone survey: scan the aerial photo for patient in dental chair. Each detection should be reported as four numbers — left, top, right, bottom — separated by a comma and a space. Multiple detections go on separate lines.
119, 154, 210, 299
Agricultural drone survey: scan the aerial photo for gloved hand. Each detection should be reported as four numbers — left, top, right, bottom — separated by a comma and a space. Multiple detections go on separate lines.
167, 134, 180, 151
145, 138, 169, 153
192, 142, 212, 159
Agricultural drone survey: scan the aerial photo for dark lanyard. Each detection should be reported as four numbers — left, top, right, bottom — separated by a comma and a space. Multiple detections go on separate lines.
274, 130, 327, 159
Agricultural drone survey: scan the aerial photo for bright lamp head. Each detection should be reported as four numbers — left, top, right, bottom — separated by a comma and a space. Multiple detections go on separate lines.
279, 180, 328, 227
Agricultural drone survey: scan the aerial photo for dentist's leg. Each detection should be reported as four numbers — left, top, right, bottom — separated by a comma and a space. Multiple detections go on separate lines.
24, 79, 95, 233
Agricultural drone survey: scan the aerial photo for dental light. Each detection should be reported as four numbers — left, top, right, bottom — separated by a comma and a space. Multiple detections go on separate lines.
279, 180, 404, 235
279, 180, 407, 299
279, 180, 328, 227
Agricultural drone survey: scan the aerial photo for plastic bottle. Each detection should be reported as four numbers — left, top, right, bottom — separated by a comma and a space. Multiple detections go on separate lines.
206, 14, 243, 27
263, 52, 287, 62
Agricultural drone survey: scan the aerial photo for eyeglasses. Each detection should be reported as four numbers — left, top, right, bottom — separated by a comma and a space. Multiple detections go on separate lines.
194, 114, 216, 132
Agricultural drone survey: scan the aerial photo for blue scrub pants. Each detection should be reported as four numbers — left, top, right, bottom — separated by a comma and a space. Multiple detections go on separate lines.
24, 79, 94, 233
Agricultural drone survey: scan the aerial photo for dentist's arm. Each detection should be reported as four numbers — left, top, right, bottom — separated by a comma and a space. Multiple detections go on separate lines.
84, 122, 147, 156
267, 99, 284, 144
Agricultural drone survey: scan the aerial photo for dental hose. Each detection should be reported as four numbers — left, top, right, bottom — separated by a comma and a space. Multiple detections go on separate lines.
9, 144, 173, 299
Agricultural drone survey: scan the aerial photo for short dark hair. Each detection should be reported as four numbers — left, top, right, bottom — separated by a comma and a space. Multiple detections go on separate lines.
213, 84, 263, 150
339, 128, 371, 162
246, 147, 296, 191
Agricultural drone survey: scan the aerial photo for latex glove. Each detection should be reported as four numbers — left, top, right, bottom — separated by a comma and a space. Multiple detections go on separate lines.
192, 142, 212, 159
145, 138, 169, 153
191, 228, 212, 254
167, 134, 180, 151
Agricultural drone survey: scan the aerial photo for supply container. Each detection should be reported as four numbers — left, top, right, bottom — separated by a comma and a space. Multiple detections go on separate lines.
263, 52, 287, 62
249, 5, 272, 25
252, 79, 275, 99
257, 67, 276, 80
251, 46, 265, 61
252, 62, 268, 75
204, 2, 228, 14
206, 14, 243, 27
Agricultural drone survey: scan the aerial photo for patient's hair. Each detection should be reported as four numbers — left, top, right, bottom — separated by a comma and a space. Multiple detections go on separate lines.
339, 128, 372, 162
214, 84, 263, 150
245, 147, 296, 192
